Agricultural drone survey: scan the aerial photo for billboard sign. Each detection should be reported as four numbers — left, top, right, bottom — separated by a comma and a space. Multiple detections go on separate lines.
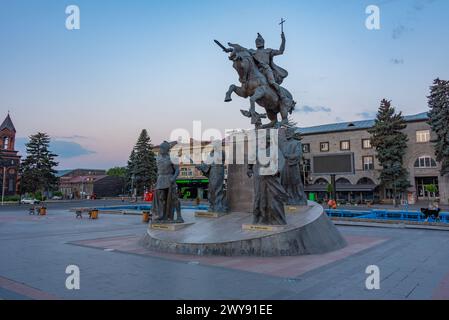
311, 153, 355, 175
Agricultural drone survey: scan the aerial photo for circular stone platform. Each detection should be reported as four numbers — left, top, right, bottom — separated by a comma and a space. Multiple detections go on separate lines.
140, 201, 347, 257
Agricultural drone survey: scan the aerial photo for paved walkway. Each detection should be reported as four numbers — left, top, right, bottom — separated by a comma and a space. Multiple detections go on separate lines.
0, 202, 448, 300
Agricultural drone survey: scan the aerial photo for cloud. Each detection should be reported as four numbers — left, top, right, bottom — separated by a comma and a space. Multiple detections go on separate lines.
295, 105, 332, 114
391, 58, 404, 64
16, 137, 95, 159
357, 111, 378, 119
55, 135, 88, 140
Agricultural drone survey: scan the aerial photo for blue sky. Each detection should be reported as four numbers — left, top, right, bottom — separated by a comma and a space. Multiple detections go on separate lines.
1, 0, 448, 168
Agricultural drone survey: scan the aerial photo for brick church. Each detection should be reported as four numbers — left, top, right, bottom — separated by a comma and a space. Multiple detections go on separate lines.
0, 114, 21, 196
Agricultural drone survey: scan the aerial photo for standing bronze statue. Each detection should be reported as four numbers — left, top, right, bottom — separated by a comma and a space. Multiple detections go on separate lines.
195, 140, 228, 213
153, 141, 183, 223
280, 128, 308, 206
215, 21, 296, 128
247, 132, 288, 225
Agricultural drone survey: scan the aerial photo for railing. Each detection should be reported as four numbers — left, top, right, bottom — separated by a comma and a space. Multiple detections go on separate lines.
97, 204, 209, 211
325, 209, 449, 224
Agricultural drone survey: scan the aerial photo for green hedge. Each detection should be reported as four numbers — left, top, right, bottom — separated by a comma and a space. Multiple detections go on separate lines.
2, 195, 20, 202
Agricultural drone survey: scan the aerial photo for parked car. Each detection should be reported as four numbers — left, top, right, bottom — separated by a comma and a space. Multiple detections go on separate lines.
51, 196, 62, 200
20, 198, 41, 205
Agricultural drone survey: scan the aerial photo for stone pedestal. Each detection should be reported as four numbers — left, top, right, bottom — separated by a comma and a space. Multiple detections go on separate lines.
227, 163, 254, 213
226, 131, 254, 213
141, 201, 347, 256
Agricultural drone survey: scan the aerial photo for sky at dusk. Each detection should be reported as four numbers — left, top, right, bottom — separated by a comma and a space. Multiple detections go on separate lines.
1, 0, 449, 169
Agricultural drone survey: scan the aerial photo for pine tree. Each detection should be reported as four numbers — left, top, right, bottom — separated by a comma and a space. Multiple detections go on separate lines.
126, 130, 157, 195
20, 132, 59, 196
427, 78, 449, 176
126, 149, 137, 194
368, 99, 410, 204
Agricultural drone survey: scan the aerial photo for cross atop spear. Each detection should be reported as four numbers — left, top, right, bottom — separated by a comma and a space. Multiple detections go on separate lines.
279, 18, 286, 33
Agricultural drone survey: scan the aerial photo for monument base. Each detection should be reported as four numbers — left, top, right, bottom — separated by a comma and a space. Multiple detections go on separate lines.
141, 201, 347, 256
150, 222, 194, 231
195, 211, 228, 218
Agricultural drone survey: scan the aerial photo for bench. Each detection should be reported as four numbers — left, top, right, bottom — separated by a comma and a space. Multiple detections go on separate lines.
72, 208, 96, 219
75, 210, 83, 219
420, 208, 441, 222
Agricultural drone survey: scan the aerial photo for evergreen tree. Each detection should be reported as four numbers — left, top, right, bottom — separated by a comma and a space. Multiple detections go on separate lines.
427, 78, 449, 176
125, 149, 137, 194
126, 130, 157, 195
368, 99, 410, 204
20, 132, 59, 196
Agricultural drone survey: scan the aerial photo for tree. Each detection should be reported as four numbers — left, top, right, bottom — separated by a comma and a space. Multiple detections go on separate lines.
107, 167, 127, 178
126, 130, 157, 196
427, 78, 449, 176
424, 184, 438, 204
368, 99, 410, 206
107, 167, 127, 195
326, 183, 334, 199
20, 132, 59, 197
126, 149, 137, 194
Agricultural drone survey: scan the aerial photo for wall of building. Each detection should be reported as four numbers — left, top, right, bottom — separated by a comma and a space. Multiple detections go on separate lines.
300, 119, 449, 205
301, 129, 380, 185
0, 126, 20, 196
93, 176, 124, 197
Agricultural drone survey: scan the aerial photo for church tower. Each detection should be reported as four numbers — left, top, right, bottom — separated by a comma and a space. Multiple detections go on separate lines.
0, 113, 21, 196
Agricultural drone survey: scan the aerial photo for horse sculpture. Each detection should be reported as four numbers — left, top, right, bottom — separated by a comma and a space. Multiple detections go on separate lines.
219, 42, 296, 128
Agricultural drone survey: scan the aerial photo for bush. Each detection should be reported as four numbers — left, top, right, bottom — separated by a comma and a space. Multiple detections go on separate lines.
3, 195, 20, 202
53, 191, 63, 197
34, 191, 43, 201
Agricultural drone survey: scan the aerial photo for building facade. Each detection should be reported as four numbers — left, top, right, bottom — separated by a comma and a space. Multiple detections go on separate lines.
58, 169, 124, 199
0, 114, 21, 196
153, 139, 220, 200
299, 112, 449, 205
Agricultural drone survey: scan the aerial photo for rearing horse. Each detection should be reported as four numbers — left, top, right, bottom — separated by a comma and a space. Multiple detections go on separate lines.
224, 43, 295, 128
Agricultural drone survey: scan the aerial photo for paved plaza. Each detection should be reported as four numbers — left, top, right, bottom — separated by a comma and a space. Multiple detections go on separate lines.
0, 200, 448, 300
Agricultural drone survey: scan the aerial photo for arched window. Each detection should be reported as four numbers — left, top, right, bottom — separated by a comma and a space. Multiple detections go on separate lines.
357, 177, 375, 185
336, 178, 351, 185
2, 136, 9, 150
414, 156, 437, 168
314, 178, 329, 185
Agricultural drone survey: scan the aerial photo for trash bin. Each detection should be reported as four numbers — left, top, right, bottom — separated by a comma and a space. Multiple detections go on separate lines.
89, 209, 99, 219
142, 211, 150, 223
39, 207, 47, 216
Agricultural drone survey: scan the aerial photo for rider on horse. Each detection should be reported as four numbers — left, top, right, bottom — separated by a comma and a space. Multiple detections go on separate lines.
249, 32, 288, 96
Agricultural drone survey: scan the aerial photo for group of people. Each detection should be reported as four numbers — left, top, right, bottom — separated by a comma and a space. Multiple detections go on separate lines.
151, 127, 309, 226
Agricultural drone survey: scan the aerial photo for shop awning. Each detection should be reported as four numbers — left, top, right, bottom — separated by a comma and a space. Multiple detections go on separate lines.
305, 184, 378, 192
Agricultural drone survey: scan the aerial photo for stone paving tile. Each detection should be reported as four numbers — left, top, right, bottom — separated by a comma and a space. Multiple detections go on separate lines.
432, 270, 449, 299
2, 204, 449, 299
71, 234, 388, 279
